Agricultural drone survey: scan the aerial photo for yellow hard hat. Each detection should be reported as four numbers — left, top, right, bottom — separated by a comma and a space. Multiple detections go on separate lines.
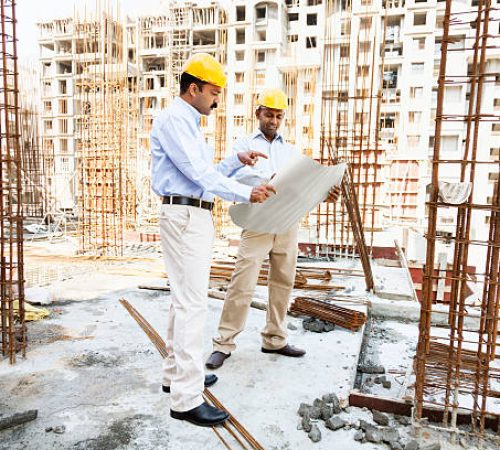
182, 53, 227, 88
256, 88, 288, 110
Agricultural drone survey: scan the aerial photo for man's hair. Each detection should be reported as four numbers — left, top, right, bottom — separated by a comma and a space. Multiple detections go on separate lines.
179, 72, 207, 95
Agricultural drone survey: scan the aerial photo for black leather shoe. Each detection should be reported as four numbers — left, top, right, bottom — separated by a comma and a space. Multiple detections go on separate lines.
205, 351, 231, 369
261, 344, 306, 357
162, 374, 218, 393
171, 402, 229, 427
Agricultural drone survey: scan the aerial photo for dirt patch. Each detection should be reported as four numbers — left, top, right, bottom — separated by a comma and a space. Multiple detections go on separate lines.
73, 415, 156, 450
68, 351, 122, 368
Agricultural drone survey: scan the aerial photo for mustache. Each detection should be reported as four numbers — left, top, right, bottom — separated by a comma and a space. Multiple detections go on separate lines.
210, 102, 218, 109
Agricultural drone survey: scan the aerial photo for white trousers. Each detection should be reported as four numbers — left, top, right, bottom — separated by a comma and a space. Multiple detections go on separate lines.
159, 204, 214, 412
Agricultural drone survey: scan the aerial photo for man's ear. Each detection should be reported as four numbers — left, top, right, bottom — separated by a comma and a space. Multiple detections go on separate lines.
188, 82, 199, 97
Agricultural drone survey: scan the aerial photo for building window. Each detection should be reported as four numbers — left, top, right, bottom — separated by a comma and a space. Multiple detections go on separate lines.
235, 72, 245, 83
256, 6, 266, 20
236, 6, 245, 21
304, 81, 313, 93
412, 63, 425, 75
44, 120, 53, 132
307, 0, 322, 5
306, 36, 317, 48
59, 80, 67, 94
414, 13, 427, 26
490, 147, 500, 159
236, 29, 245, 44
257, 30, 266, 42
235, 51, 244, 61
59, 99, 67, 114
61, 157, 70, 173
255, 72, 265, 85
408, 135, 420, 148
60, 138, 68, 153
303, 103, 314, 114
414, 37, 425, 50
59, 119, 68, 134
288, 34, 298, 43
408, 111, 422, 125
410, 86, 423, 99
257, 51, 266, 63
360, 17, 372, 29
340, 45, 350, 57
445, 85, 462, 102
43, 101, 52, 113
288, 13, 299, 21
441, 135, 459, 152
234, 115, 245, 127
307, 14, 317, 26
234, 94, 244, 105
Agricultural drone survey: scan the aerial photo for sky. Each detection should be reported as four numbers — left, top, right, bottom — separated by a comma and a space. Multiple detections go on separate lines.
16, 0, 212, 63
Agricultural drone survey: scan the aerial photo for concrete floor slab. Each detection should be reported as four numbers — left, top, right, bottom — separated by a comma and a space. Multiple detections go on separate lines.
0, 274, 370, 449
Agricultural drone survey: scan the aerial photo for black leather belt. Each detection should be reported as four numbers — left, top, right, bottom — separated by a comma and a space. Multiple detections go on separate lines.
162, 196, 214, 211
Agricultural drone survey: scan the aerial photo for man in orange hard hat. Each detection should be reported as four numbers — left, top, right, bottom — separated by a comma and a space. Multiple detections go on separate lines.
150, 53, 275, 427
206, 88, 341, 370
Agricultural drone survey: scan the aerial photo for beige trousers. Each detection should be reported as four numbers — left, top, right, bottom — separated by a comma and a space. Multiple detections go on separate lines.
213, 226, 298, 353
159, 204, 214, 412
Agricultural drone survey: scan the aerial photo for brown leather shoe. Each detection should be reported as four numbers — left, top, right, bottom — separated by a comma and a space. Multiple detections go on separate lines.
206, 351, 231, 369
261, 344, 306, 357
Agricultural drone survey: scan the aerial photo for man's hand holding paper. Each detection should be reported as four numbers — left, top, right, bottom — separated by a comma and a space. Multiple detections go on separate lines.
229, 155, 346, 233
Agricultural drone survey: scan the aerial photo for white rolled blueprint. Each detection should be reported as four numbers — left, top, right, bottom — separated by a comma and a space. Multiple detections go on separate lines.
229, 155, 347, 234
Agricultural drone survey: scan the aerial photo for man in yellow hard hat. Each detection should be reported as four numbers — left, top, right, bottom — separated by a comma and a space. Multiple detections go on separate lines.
150, 53, 276, 427
206, 88, 341, 370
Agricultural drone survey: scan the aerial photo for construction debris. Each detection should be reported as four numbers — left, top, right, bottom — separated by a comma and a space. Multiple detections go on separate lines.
290, 296, 367, 332
210, 261, 346, 291
0, 410, 38, 431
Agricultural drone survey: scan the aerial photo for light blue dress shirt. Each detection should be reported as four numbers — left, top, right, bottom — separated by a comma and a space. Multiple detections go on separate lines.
150, 97, 253, 203
231, 130, 300, 187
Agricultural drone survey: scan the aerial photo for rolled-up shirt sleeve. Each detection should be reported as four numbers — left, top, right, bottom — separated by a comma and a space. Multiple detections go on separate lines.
156, 115, 252, 203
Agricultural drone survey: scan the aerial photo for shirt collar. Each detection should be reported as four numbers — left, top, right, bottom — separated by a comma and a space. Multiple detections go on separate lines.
175, 96, 201, 127
253, 128, 284, 143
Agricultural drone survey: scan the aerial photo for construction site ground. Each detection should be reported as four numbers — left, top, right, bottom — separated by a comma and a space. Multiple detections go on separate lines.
0, 240, 487, 449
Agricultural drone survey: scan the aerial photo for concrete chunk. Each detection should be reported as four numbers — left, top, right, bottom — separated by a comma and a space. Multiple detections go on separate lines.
309, 406, 322, 420
359, 364, 385, 374
301, 415, 312, 433
320, 406, 333, 421
325, 416, 346, 431
372, 410, 390, 426
420, 444, 440, 450
308, 424, 322, 443
354, 430, 364, 441
365, 428, 383, 443
297, 403, 312, 417
404, 440, 419, 450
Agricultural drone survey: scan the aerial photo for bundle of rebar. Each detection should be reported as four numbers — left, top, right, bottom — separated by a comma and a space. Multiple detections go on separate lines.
119, 298, 264, 450
290, 296, 366, 332
210, 260, 360, 291
415, 0, 500, 436
0, 0, 25, 364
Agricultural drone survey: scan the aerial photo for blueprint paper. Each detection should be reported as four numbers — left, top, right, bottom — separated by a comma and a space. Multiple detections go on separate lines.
229, 155, 346, 234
